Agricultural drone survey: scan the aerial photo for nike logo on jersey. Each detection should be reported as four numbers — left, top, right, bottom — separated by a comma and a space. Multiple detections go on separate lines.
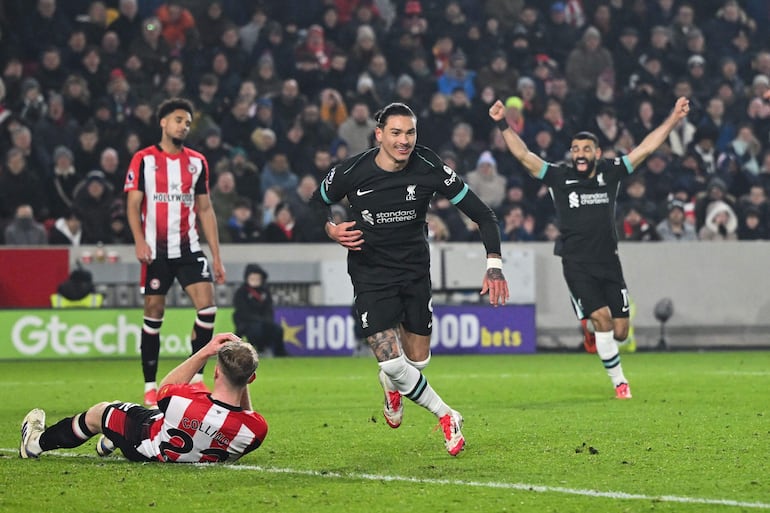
565, 179, 580, 185
356, 188, 374, 196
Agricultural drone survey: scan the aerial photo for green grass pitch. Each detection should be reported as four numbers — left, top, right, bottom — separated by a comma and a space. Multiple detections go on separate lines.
1, 351, 769, 512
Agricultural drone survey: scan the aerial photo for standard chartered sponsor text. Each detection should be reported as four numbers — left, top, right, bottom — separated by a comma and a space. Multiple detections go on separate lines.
580, 192, 609, 205
11, 314, 190, 356
375, 209, 417, 223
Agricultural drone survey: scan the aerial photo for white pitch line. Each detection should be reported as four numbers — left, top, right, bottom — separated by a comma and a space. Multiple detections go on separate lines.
3, 448, 769, 509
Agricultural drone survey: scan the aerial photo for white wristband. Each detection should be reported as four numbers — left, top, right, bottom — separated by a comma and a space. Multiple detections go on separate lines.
486, 257, 503, 270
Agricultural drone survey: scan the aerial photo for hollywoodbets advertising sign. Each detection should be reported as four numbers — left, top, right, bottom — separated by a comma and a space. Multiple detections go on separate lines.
0, 305, 535, 360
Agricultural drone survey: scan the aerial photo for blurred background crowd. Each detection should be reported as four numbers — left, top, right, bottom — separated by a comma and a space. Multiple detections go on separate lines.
2, 0, 770, 247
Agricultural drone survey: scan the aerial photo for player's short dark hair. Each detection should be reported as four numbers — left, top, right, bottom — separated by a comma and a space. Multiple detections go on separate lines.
571, 131, 599, 146
156, 98, 194, 122
217, 341, 258, 387
373, 102, 416, 128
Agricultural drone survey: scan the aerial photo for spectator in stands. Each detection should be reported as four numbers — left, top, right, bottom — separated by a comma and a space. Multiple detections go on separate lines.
225, 147, 259, 207
197, 1, 231, 49
698, 199, 739, 241
273, 79, 306, 131
261, 201, 297, 243
0, 148, 47, 222
737, 205, 766, 240
656, 199, 698, 241
109, 0, 142, 49
4, 204, 47, 245
251, 21, 295, 80
33, 93, 78, 171
465, 151, 506, 210
47, 145, 81, 219
694, 177, 737, 231
319, 88, 348, 131
36, 46, 68, 95
129, 16, 170, 82
17, 78, 47, 127
156, 0, 197, 53
238, 5, 268, 55
20, 0, 72, 62
49, 208, 82, 246
249, 54, 282, 99
439, 122, 479, 176
61, 74, 92, 125
233, 263, 289, 357
9, 124, 45, 180
98, 147, 124, 192
260, 152, 297, 195
618, 202, 661, 242
72, 170, 114, 244
227, 197, 262, 243
565, 26, 613, 95
500, 203, 535, 242
641, 151, 675, 211
287, 174, 326, 242
338, 100, 376, 156
210, 170, 238, 244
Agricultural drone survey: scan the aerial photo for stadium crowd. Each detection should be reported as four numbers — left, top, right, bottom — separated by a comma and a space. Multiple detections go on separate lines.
2, 0, 770, 246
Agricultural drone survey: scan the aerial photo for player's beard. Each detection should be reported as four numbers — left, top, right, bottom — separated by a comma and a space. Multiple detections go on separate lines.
171, 137, 184, 147
572, 156, 596, 176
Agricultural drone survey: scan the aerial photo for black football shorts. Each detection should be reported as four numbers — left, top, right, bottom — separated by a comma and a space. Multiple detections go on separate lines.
562, 257, 630, 320
140, 251, 213, 295
352, 274, 433, 337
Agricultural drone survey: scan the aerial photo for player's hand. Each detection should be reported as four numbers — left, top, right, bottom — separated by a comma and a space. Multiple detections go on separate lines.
213, 259, 226, 284
203, 332, 241, 357
480, 269, 509, 307
672, 96, 690, 121
488, 100, 505, 121
326, 221, 364, 251
135, 241, 153, 264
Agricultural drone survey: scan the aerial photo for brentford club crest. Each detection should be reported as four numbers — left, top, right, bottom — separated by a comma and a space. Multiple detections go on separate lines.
188, 163, 197, 173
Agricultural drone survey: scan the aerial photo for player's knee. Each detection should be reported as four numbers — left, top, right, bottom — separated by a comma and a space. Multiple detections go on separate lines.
405, 352, 431, 370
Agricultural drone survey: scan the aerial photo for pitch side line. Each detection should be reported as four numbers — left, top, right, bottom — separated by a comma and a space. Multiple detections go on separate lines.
3, 449, 769, 510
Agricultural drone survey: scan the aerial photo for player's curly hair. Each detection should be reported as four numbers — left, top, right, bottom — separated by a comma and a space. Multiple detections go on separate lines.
217, 341, 258, 387
156, 97, 194, 122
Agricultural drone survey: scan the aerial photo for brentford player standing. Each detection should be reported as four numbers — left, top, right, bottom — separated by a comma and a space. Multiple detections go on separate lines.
124, 98, 226, 406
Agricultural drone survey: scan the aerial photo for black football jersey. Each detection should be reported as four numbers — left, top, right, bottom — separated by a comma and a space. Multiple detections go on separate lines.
539, 156, 633, 262
319, 145, 468, 284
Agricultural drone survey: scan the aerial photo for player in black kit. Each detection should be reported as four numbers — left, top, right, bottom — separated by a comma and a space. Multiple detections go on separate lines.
489, 96, 691, 399
312, 102, 509, 456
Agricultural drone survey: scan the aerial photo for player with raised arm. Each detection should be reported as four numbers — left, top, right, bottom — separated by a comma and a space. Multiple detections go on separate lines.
124, 98, 226, 406
312, 102, 509, 455
20, 333, 267, 463
489, 96, 690, 398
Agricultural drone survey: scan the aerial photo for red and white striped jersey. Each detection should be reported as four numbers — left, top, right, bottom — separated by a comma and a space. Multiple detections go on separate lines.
124, 145, 210, 259
139, 384, 268, 463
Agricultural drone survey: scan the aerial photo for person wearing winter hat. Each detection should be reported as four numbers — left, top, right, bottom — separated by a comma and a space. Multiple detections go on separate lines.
698, 200, 738, 241
465, 151, 507, 209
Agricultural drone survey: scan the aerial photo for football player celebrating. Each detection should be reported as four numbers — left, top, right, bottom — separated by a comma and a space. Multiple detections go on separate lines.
489, 96, 691, 399
312, 102, 509, 456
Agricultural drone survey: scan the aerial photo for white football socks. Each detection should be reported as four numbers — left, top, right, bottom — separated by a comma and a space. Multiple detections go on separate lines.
595, 330, 627, 386
379, 355, 450, 417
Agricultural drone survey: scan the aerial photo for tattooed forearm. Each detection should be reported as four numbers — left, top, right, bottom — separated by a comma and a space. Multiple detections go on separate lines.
367, 328, 401, 361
